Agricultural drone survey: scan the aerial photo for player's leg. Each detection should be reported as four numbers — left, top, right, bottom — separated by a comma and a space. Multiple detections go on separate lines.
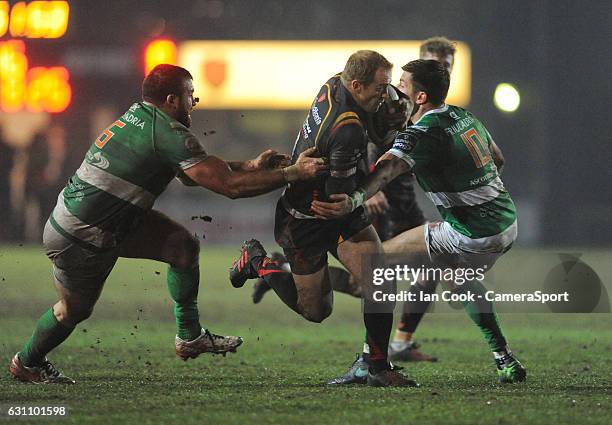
118, 209, 242, 358
231, 239, 334, 323
331, 225, 418, 387
382, 221, 439, 362
11, 222, 115, 384
119, 209, 201, 339
388, 278, 439, 362
428, 221, 525, 382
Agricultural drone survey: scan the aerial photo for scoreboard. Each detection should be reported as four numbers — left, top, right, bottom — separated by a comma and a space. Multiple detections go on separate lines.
0, 1, 71, 113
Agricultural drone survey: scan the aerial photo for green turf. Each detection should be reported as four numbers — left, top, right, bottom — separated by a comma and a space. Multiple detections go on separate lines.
0, 245, 610, 424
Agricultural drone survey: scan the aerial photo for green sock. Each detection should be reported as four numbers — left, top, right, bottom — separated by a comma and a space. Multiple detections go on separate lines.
458, 280, 507, 352
19, 308, 75, 367
167, 265, 201, 340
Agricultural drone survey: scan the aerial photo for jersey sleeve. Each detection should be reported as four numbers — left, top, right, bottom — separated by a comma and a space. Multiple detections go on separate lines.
154, 121, 208, 171
325, 119, 365, 196
387, 125, 440, 169
387, 126, 422, 168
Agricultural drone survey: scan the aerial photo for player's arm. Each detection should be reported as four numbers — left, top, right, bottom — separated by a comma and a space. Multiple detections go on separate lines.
311, 127, 419, 218
484, 128, 505, 174
488, 139, 505, 175
311, 154, 408, 218
184, 147, 325, 199
176, 150, 289, 186
324, 121, 366, 198
227, 150, 291, 172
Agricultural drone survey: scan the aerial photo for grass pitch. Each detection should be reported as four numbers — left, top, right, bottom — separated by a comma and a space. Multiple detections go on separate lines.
0, 245, 610, 424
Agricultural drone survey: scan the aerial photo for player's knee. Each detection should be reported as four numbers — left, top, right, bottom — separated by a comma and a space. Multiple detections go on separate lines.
301, 301, 332, 323
54, 301, 95, 326
172, 233, 200, 269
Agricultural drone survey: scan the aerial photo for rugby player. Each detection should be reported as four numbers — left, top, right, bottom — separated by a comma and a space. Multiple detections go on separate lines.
230, 51, 418, 387
251, 37, 456, 364
311, 59, 527, 384
363, 37, 457, 363
8, 64, 325, 384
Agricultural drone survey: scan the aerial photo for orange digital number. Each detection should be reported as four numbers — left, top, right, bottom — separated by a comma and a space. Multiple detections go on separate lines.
95, 120, 126, 149
460, 128, 490, 168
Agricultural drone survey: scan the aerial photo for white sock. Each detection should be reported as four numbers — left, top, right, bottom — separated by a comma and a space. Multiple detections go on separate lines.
493, 346, 511, 359
390, 341, 412, 351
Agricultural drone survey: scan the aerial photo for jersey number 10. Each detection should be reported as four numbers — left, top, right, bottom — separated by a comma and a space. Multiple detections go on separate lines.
460, 128, 491, 168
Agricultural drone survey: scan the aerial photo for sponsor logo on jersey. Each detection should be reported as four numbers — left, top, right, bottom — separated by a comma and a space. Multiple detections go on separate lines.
302, 118, 312, 139
444, 116, 475, 136
90, 152, 110, 169
317, 93, 326, 103
311, 105, 322, 125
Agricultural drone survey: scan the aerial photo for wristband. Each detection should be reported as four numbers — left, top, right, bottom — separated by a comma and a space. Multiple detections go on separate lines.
282, 165, 300, 182
348, 188, 367, 212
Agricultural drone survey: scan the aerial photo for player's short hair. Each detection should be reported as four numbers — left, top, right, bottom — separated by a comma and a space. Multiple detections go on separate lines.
142, 64, 193, 104
341, 50, 392, 87
402, 59, 450, 105
419, 36, 456, 59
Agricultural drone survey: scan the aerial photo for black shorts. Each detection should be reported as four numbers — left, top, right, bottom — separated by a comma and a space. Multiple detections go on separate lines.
274, 197, 371, 275
375, 200, 426, 242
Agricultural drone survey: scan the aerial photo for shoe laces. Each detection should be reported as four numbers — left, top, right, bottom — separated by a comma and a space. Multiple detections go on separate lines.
495, 353, 516, 369
40, 360, 61, 379
389, 362, 404, 372
350, 353, 366, 367
202, 329, 231, 350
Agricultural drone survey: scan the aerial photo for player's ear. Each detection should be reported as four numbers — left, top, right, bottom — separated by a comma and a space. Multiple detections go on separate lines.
351, 80, 362, 92
166, 93, 179, 107
416, 91, 428, 105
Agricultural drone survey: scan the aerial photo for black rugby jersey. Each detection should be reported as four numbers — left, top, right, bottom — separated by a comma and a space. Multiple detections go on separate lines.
284, 74, 369, 216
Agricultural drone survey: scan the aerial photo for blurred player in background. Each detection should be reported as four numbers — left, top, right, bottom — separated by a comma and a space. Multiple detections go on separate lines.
230, 51, 418, 387
9, 64, 325, 384
311, 59, 526, 384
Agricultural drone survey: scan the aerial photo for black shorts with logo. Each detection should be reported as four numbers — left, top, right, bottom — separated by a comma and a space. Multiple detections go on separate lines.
274, 197, 371, 275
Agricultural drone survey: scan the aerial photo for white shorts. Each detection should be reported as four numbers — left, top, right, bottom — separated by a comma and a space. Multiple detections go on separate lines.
424, 220, 518, 269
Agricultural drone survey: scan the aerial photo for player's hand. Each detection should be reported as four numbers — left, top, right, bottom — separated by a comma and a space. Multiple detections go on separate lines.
311, 194, 352, 219
294, 147, 327, 180
384, 98, 410, 130
365, 191, 389, 216
250, 149, 291, 170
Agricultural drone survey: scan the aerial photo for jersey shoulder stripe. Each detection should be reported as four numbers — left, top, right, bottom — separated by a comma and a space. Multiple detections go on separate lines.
333, 111, 361, 126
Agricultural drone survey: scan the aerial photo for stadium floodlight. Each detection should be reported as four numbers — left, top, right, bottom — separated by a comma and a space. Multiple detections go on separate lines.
494, 83, 520, 112
145, 39, 177, 76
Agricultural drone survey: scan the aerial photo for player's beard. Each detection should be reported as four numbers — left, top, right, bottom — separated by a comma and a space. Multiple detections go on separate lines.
177, 109, 192, 128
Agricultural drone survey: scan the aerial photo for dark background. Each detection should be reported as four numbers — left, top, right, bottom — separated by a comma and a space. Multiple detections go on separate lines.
1, 0, 610, 246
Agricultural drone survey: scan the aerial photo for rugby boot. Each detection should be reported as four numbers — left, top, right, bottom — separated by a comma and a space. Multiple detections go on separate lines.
175, 328, 243, 360
367, 365, 420, 388
388, 341, 438, 362
251, 252, 288, 303
327, 355, 369, 385
496, 352, 527, 383
230, 239, 268, 288
9, 353, 75, 384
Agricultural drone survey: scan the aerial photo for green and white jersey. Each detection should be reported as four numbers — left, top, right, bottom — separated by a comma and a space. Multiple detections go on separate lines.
49, 102, 207, 251
388, 104, 516, 239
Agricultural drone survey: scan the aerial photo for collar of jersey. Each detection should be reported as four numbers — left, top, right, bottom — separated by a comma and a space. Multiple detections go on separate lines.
141, 101, 180, 126
413, 103, 449, 126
